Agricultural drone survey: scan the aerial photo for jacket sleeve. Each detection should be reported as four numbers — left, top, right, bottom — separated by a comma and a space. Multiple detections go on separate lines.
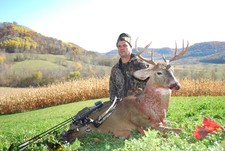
128, 58, 149, 94
109, 72, 116, 101
109, 66, 125, 101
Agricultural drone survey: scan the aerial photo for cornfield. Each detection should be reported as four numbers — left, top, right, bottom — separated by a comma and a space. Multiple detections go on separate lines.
0, 77, 109, 114
0, 77, 224, 114
173, 78, 225, 96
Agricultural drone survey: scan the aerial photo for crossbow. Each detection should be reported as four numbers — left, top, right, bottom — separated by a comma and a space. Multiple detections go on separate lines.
9, 97, 121, 151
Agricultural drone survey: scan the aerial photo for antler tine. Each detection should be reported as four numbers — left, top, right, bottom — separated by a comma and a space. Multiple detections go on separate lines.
174, 41, 178, 57
135, 38, 156, 65
135, 38, 151, 55
170, 40, 189, 62
162, 55, 167, 62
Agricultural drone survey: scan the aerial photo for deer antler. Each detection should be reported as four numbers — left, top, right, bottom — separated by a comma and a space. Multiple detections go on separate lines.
170, 40, 189, 62
135, 38, 156, 65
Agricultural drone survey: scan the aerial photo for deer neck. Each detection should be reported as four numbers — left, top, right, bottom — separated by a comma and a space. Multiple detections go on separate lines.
142, 82, 171, 101
138, 83, 171, 114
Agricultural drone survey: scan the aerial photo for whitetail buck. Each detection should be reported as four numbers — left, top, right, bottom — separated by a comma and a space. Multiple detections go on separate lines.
63, 40, 189, 142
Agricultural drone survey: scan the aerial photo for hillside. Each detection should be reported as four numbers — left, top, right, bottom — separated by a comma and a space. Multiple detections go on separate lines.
185, 42, 225, 64
0, 22, 117, 87
105, 42, 225, 64
0, 22, 85, 55
0, 22, 116, 66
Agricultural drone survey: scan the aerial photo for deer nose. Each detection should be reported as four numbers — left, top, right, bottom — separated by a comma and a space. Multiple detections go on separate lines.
169, 82, 181, 90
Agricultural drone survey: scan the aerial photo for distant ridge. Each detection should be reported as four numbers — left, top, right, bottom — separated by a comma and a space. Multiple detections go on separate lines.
104, 42, 225, 64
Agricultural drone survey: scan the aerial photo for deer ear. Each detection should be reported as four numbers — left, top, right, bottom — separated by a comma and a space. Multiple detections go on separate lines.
133, 68, 150, 80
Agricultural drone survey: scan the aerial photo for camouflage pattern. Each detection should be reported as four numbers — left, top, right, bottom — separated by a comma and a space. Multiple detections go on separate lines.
109, 54, 149, 101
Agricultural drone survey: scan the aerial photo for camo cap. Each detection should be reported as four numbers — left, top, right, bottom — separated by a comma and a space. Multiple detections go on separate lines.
116, 33, 132, 47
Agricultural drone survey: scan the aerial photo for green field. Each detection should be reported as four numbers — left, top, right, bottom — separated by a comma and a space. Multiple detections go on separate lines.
0, 96, 225, 150
11, 60, 67, 72
9, 54, 70, 76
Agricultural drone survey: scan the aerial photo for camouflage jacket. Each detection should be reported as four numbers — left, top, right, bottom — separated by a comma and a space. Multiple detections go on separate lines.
109, 54, 149, 101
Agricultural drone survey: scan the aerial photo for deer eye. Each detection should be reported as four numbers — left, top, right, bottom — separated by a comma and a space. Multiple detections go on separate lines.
157, 72, 162, 75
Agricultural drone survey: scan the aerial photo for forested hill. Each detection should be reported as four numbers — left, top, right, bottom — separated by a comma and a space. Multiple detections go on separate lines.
185, 42, 225, 64
0, 22, 85, 55
106, 42, 225, 64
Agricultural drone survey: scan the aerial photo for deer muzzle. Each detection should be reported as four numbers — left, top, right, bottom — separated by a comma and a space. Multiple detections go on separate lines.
169, 82, 181, 90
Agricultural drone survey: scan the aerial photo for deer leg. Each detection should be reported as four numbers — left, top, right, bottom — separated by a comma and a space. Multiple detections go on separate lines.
113, 129, 132, 139
162, 120, 177, 127
151, 123, 182, 134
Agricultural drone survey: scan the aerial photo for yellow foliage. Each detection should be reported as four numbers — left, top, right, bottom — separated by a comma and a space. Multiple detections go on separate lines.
0, 55, 6, 63
88, 65, 95, 75
74, 62, 82, 71
0, 37, 38, 49
32, 71, 43, 80
12, 25, 30, 33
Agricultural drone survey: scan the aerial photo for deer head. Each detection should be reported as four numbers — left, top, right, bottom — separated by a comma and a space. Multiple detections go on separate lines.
133, 39, 189, 90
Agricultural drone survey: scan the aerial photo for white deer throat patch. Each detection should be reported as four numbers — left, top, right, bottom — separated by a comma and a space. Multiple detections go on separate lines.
155, 88, 171, 101
155, 88, 171, 94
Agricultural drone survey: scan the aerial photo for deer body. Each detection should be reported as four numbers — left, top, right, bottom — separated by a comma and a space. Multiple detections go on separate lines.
63, 41, 189, 142
64, 63, 182, 142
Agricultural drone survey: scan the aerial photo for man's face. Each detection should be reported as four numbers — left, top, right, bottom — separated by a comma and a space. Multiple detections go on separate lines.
117, 40, 132, 58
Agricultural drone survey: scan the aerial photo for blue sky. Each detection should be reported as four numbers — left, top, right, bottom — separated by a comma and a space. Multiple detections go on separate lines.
1, 0, 225, 53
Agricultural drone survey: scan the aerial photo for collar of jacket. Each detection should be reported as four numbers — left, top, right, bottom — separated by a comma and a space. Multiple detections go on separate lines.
118, 53, 136, 70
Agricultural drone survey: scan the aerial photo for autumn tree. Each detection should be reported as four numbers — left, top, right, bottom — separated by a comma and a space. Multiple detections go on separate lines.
0, 37, 38, 53
0, 54, 5, 64
74, 62, 82, 71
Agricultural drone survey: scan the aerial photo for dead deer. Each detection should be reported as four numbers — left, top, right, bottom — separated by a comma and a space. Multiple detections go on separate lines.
62, 40, 189, 143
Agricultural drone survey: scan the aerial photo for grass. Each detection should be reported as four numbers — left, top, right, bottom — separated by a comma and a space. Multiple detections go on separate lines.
1, 96, 225, 150
0, 98, 108, 150
35, 54, 67, 62
11, 60, 67, 73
